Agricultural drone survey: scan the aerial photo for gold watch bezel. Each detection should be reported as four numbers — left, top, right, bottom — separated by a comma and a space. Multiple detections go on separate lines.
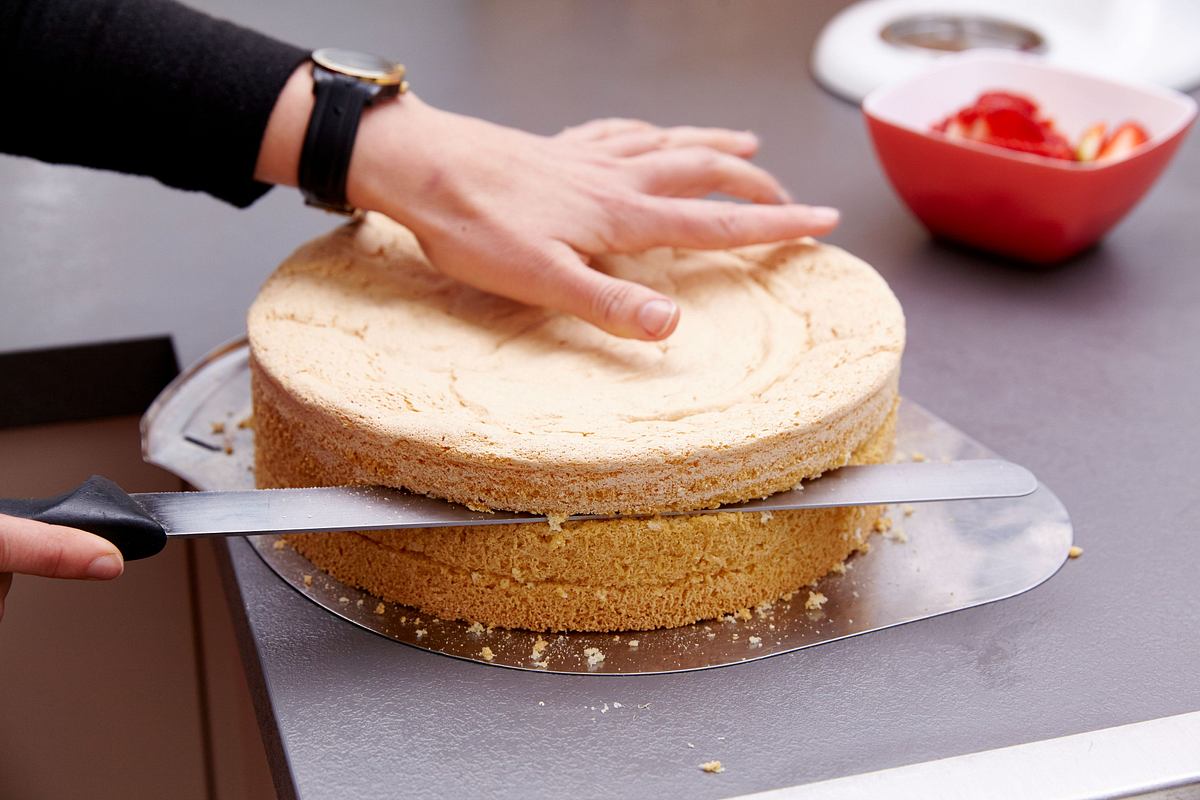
312, 48, 408, 91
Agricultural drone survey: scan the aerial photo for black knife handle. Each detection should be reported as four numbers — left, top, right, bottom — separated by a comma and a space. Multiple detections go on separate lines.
0, 475, 166, 561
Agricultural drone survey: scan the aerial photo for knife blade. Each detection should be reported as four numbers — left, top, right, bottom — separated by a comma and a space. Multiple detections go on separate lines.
0, 459, 1037, 560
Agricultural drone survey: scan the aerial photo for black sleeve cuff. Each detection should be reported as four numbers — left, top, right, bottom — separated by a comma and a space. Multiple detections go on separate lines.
0, 0, 310, 207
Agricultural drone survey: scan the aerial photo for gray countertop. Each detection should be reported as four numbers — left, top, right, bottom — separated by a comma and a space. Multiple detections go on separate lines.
5, 2, 1200, 798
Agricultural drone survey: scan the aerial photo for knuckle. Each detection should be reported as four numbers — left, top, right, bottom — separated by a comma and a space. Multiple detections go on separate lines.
714, 209, 745, 239
590, 280, 636, 326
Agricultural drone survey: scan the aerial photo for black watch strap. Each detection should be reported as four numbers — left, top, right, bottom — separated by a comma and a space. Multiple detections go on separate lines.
298, 65, 378, 214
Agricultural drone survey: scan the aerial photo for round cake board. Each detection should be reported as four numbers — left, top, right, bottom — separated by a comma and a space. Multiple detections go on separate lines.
142, 339, 1072, 676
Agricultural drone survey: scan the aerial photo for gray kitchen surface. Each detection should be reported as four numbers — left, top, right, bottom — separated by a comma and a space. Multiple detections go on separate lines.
2, 2, 1198, 798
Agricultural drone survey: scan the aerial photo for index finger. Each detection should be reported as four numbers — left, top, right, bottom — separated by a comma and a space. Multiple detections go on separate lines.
0, 514, 124, 580
618, 197, 840, 251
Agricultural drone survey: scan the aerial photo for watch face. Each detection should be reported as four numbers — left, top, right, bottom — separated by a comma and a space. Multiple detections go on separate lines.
312, 48, 405, 85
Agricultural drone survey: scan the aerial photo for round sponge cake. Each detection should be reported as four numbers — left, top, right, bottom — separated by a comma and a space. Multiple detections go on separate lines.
249, 213, 904, 631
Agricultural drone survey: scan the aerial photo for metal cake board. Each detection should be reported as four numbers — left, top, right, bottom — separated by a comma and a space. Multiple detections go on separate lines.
142, 338, 1072, 676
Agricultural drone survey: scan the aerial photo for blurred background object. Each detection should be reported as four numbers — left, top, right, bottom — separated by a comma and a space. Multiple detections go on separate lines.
813, 0, 1200, 102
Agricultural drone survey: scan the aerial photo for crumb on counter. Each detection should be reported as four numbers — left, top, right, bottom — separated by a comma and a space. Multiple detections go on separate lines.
628, 639, 639, 648
583, 647, 605, 667
415, 629, 427, 638
902, 504, 915, 517
700, 761, 725, 774
338, 596, 350, 604
1069, 545, 1083, 559
272, 539, 287, 550
748, 636, 762, 647
805, 591, 828, 611
873, 516, 893, 533
223, 445, 234, 456
829, 561, 847, 575
480, 646, 495, 661
302, 574, 313, 587
466, 621, 486, 635
884, 528, 908, 543
911, 451, 927, 462
237, 415, 254, 430
374, 602, 386, 615
210, 421, 225, 434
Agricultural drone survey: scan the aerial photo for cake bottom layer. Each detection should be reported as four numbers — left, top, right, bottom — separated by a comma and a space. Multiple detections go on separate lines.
276, 409, 895, 632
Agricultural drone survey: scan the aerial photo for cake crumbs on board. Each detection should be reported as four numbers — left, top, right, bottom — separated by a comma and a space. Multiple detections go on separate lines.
272, 539, 287, 550
1068, 545, 1083, 558
415, 629, 427, 638
700, 761, 725, 774
466, 621, 486, 635
374, 602, 386, 615
210, 421, 225, 434
583, 647, 605, 667
302, 574, 313, 587
479, 646, 495, 661
805, 591, 828, 611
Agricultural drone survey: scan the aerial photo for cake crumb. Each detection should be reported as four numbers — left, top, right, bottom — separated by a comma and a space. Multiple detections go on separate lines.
829, 561, 847, 575
706, 632, 716, 640
902, 504, 915, 517
735, 607, 752, 621
748, 636, 762, 647
873, 516, 893, 533
272, 539, 287, 550
538, 701, 545, 706
302, 574, 313, 587
628, 639, 639, 648
356, 598, 364, 607
583, 647, 605, 667
338, 596, 350, 604
480, 646, 495, 661
223, 445, 234, 456
759, 510, 773, 524
805, 591, 828, 611
700, 761, 725, 774
415, 629, 427, 638
466, 621, 486, 635
911, 451, 927, 462
637, 703, 651, 710
237, 415, 254, 430
612, 702, 623, 708
531, 637, 549, 661
731, 634, 739, 641
374, 602, 386, 615
210, 421, 225, 434
546, 513, 568, 532
885, 528, 908, 543
1068, 545, 1084, 559
781, 590, 796, 602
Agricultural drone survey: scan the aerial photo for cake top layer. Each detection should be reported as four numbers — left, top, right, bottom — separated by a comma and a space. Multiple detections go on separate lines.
248, 214, 904, 508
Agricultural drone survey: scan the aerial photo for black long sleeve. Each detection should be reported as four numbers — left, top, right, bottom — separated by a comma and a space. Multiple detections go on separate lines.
0, 0, 309, 207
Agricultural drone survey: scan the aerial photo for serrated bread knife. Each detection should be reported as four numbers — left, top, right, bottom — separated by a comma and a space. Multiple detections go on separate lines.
0, 459, 1037, 561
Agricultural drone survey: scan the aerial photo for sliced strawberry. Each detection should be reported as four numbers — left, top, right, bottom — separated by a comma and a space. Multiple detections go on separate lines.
1097, 122, 1151, 162
974, 91, 1039, 117
1075, 123, 1107, 161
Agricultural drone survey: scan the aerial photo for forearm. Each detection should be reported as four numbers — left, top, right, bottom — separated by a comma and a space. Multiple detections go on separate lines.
0, 0, 308, 206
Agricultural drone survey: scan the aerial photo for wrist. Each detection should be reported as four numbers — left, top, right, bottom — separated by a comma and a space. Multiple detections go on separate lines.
344, 94, 438, 224
254, 63, 314, 188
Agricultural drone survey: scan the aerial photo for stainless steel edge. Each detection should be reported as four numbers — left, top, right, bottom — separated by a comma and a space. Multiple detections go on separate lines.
733, 710, 1200, 800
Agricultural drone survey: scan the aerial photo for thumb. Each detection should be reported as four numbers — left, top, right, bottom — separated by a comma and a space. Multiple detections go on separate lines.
0, 514, 125, 580
530, 244, 681, 340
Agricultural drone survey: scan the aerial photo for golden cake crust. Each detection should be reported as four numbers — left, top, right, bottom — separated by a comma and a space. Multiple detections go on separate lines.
248, 213, 905, 515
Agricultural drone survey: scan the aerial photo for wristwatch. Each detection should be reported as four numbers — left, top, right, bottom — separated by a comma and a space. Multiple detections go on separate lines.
298, 48, 409, 214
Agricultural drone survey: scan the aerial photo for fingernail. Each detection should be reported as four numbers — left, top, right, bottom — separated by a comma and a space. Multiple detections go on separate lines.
87, 554, 124, 580
810, 206, 840, 224
638, 299, 679, 337
738, 131, 759, 147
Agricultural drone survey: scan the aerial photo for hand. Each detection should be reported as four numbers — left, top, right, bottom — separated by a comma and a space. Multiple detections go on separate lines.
0, 514, 124, 622
256, 66, 840, 340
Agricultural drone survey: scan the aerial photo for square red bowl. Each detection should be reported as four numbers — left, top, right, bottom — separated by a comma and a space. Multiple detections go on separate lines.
862, 51, 1197, 263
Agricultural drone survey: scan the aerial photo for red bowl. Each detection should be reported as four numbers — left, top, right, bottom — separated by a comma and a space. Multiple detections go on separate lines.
862, 52, 1197, 263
